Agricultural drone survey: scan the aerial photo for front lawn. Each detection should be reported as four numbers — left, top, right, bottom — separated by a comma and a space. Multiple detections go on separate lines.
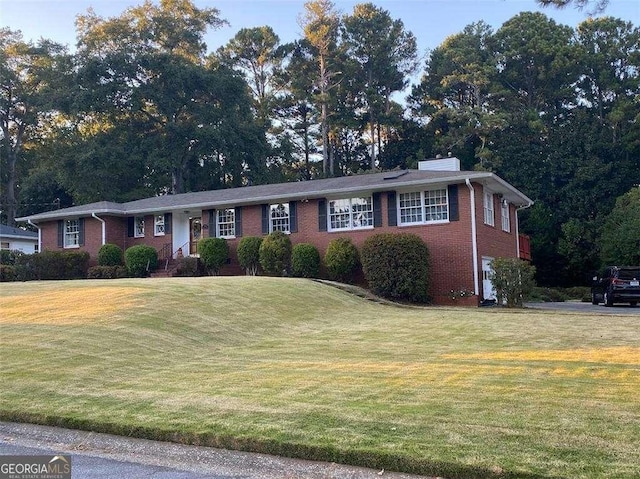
0, 277, 638, 478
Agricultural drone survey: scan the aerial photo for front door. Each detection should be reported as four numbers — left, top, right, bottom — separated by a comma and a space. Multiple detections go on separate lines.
189, 217, 202, 256
482, 256, 496, 301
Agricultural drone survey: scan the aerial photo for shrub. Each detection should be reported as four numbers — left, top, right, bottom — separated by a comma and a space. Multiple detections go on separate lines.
13, 251, 90, 281
361, 233, 430, 303
489, 257, 536, 308
198, 238, 228, 275
0, 265, 17, 282
125, 245, 158, 278
87, 265, 128, 279
98, 243, 124, 266
174, 257, 206, 277
237, 236, 263, 275
0, 249, 24, 265
291, 243, 320, 278
323, 237, 360, 283
259, 231, 291, 276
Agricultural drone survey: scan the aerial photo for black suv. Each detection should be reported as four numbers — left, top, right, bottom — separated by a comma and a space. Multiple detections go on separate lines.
592, 266, 640, 307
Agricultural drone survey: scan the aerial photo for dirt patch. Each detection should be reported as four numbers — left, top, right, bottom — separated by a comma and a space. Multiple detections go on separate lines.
0, 287, 146, 325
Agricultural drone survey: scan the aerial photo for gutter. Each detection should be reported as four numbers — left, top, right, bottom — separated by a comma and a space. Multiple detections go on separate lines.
515, 200, 534, 259
465, 179, 479, 296
27, 219, 41, 253
92, 213, 106, 246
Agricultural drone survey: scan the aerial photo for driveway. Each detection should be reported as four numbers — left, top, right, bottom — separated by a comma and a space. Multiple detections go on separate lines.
525, 301, 640, 314
0, 422, 428, 479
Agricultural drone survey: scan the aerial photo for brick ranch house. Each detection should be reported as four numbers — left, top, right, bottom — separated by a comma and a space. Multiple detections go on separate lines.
17, 158, 532, 306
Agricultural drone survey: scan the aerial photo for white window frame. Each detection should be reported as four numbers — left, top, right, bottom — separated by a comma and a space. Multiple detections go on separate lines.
134, 216, 145, 238
398, 188, 449, 226
270, 203, 290, 233
328, 196, 373, 232
1, 241, 10, 249
217, 208, 236, 238
483, 191, 495, 226
64, 219, 80, 248
501, 201, 510, 232
154, 215, 165, 236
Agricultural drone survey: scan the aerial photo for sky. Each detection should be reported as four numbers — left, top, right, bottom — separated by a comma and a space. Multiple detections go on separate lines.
1, 0, 639, 62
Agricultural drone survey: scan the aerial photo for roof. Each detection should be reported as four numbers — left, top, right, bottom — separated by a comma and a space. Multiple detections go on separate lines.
16, 169, 533, 222
0, 224, 38, 239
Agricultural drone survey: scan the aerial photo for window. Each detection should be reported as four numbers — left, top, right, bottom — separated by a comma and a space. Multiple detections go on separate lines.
270, 203, 290, 233
501, 201, 510, 232
398, 188, 449, 225
154, 215, 165, 236
1, 242, 9, 249
135, 216, 145, 237
328, 197, 373, 231
217, 208, 236, 238
65, 219, 80, 247
483, 192, 495, 226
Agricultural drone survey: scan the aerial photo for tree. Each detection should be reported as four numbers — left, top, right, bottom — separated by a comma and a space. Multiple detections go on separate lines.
537, 0, 609, 14
342, 3, 418, 169
299, 0, 341, 175
599, 188, 640, 266
0, 29, 68, 225
489, 258, 536, 308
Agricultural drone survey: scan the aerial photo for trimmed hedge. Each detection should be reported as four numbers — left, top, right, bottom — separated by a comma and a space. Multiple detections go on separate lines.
0, 249, 24, 265
259, 231, 291, 276
88, 265, 128, 279
0, 265, 17, 282
237, 236, 263, 275
125, 245, 158, 278
198, 238, 228, 275
324, 237, 360, 283
174, 257, 206, 277
361, 233, 430, 303
291, 243, 320, 278
98, 243, 124, 266
13, 251, 90, 281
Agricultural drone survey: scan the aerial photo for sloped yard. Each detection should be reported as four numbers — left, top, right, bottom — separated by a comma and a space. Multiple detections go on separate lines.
1, 277, 638, 478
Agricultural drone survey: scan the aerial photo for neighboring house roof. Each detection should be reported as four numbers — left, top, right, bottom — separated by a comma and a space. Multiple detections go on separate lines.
16, 169, 533, 222
0, 224, 38, 240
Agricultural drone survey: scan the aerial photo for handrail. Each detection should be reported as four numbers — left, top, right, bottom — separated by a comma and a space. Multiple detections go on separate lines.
163, 241, 189, 271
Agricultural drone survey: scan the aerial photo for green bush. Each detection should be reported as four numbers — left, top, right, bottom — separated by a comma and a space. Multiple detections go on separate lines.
125, 245, 158, 278
259, 231, 291, 276
0, 249, 24, 265
98, 243, 124, 266
324, 237, 360, 283
174, 257, 206, 277
198, 238, 228, 275
13, 251, 90, 281
291, 243, 320, 278
490, 257, 536, 308
87, 265, 128, 279
237, 236, 263, 275
0, 265, 17, 282
361, 233, 430, 303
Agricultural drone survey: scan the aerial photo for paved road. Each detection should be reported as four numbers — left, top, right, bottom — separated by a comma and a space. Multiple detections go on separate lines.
525, 301, 640, 314
0, 422, 428, 479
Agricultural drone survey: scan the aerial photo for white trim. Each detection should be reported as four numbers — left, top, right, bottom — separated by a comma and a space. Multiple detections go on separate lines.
327, 196, 374, 232
27, 219, 41, 253
397, 188, 450, 226
216, 208, 236, 239
466, 179, 479, 296
92, 213, 106, 246
483, 190, 495, 226
501, 201, 510, 232
134, 216, 145, 238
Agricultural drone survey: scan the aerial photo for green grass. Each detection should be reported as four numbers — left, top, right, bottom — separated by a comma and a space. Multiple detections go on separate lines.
1, 277, 639, 478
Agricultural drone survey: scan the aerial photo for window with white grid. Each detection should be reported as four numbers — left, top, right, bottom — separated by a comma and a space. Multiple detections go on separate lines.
328, 197, 373, 231
501, 201, 510, 232
270, 203, 290, 233
65, 219, 80, 247
424, 189, 449, 221
483, 192, 495, 226
134, 216, 145, 237
217, 208, 236, 238
399, 189, 449, 225
154, 215, 165, 236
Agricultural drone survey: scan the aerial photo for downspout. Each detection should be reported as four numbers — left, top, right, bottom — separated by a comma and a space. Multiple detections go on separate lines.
27, 219, 41, 253
92, 213, 106, 246
465, 179, 479, 296
515, 201, 534, 258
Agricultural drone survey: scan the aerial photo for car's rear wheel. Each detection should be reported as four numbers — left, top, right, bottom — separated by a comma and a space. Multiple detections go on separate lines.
604, 291, 614, 307
591, 292, 599, 305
